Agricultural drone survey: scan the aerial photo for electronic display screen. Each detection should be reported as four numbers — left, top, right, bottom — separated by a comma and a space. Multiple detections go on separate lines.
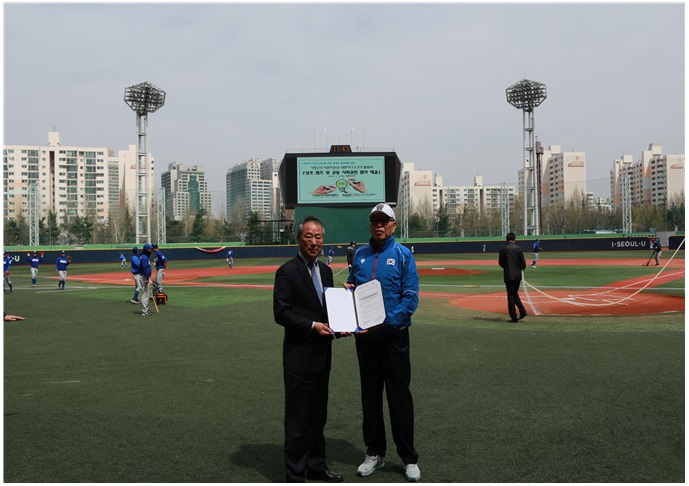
297, 156, 385, 205
279, 149, 401, 208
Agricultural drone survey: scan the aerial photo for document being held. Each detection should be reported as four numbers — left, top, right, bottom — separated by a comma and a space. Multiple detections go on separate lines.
324, 279, 387, 332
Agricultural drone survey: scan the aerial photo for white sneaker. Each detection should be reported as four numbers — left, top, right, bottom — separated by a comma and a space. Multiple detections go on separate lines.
356, 455, 385, 477
404, 463, 421, 482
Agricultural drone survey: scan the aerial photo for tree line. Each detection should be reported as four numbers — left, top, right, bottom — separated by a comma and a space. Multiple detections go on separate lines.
3, 195, 684, 246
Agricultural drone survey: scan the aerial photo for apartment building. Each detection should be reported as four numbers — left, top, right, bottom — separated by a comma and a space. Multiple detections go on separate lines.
260, 157, 283, 221
398, 162, 437, 214
441, 176, 516, 221
161, 162, 213, 221
225, 157, 276, 222
538, 145, 587, 208
3, 132, 154, 225
610, 143, 685, 210
398, 163, 515, 223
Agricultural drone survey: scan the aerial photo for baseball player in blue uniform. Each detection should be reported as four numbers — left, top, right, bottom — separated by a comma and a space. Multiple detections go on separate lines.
531, 239, 542, 268
130, 246, 142, 304
27, 251, 43, 287
4, 250, 13, 293
151, 244, 167, 293
327, 246, 334, 266
140, 244, 153, 316
226, 249, 234, 268
120, 252, 127, 268
55, 251, 70, 290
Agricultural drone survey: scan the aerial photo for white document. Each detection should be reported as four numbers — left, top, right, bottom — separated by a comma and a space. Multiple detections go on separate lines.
324, 279, 387, 332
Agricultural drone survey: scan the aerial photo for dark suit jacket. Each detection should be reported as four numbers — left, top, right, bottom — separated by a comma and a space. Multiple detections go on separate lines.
274, 255, 334, 373
498, 241, 526, 282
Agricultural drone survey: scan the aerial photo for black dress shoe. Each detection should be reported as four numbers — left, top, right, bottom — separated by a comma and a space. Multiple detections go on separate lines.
509, 317, 519, 322
306, 469, 343, 482
519, 312, 528, 320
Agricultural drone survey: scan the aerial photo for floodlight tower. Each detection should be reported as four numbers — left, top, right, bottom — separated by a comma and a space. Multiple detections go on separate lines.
506, 78, 547, 236
401, 174, 409, 240
124, 81, 166, 245
156, 187, 167, 245
622, 173, 632, 233
500, 182, 510, 237
28, 182, 39, 246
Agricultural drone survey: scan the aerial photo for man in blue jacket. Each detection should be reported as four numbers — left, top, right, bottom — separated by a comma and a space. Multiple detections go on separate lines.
130, 247, 142, 304
27, 251, 43, 287
55, 251, 70, 290
140, 244, 153, 316
345, 203, 421, 482
4, 250, 13, 293
531, 238, 541, 268
151, 244, 167, 293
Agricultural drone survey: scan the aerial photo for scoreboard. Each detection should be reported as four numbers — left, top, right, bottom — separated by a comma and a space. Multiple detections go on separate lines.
279, 146, 402, 209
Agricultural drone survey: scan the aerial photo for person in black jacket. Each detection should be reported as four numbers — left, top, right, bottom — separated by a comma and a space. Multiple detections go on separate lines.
273, 215, 346, 483
346, 241, 356, 271
651, 238, 663, 266
498, 232, 528, 323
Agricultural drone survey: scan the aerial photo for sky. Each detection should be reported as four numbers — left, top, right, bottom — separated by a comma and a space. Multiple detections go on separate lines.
3, 2, 685, 205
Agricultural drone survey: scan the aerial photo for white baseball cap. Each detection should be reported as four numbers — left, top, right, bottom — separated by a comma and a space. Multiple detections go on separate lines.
369, 203, 396, 221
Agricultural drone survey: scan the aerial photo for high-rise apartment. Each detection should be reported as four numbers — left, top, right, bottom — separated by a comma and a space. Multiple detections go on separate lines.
225, 157, 275, 222
399, 163, 515, 223
440, 176, 516, 227
537, 145, 587, 208
161, 162, 213, 221
610, 143, 684, 210
3, 132, 154, 224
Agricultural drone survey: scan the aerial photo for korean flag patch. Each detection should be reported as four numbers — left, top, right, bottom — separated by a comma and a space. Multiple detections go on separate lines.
387, 258, 396, 265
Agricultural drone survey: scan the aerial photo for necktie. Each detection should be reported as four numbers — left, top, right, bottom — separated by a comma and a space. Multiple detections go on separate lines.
310, 261, 323, 305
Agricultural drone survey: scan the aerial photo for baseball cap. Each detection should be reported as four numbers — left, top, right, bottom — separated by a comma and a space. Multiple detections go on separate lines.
350, 241, 356, 245
369, 203, 395, 221
152, 243, 158, 249
61, 250, 66, 254
143, 243, 152, 251
132, 246, 139, 252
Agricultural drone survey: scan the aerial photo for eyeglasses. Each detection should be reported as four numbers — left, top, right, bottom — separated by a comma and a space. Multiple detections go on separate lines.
370, 218, 393, 226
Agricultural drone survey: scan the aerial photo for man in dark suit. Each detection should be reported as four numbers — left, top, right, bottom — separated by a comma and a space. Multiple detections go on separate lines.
498, 232, 528, 323
273, 216, 345, 483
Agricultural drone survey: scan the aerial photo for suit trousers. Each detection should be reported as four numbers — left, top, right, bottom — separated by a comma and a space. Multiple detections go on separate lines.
505, 279, 526, 318
283, 367, 330, 482
355, 328, 418, 465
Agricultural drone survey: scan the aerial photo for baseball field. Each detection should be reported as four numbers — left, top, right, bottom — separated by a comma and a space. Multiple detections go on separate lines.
3, 248, 685, 482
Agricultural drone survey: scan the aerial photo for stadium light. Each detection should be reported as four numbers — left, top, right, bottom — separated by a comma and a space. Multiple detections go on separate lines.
506, 78, 547, 236
124, 81, 166, 245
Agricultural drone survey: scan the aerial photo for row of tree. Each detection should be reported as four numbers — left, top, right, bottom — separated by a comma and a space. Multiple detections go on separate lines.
404, 193, 684, 238
3, 198, 684, 246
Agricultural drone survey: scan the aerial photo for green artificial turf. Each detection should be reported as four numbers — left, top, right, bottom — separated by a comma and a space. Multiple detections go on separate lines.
3, 252, 684, 482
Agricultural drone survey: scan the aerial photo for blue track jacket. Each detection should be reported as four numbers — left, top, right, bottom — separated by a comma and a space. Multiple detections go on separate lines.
27, 255, 42, 268
131, 254, 141, 275
347, 235, 419, 339
55, 256, 69, 271
154, 250, 167, 270
140, 254, 152, 280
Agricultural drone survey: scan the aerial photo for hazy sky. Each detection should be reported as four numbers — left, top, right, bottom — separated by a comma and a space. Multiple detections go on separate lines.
3, 2, 685, 202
